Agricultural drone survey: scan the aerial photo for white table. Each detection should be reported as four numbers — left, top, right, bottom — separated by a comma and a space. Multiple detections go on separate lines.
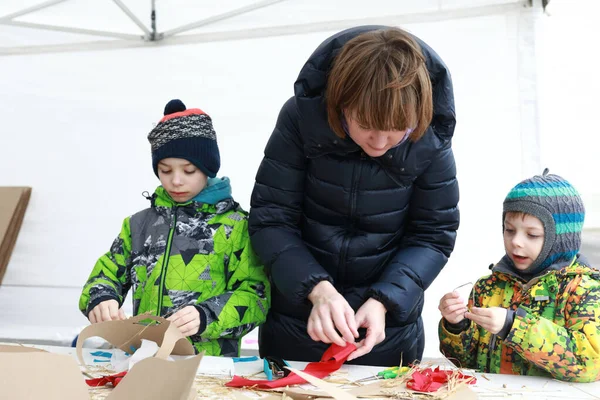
3, 343, 598, 400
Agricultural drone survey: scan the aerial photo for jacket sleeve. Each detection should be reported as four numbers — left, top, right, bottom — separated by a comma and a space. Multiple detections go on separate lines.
367, 142, 459, 324
193, 215, 271, 340
438, 319, 479, 369
249, 97, 333, 305
79, 217, 133, 317
504, 275, 600, 382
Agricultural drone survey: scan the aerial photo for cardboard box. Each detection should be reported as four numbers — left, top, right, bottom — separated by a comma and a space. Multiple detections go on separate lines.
0, 315, 203, 400
0, 186, 32, 285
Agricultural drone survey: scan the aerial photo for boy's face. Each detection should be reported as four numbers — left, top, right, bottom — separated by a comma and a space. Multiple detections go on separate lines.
157, 158, 207, 203
503, 212, 544, 270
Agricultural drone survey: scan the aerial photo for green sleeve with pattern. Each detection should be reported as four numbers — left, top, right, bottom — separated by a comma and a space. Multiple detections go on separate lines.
79, 217, 132, 316
195, 217, 270, 340
504, 275, 600, 382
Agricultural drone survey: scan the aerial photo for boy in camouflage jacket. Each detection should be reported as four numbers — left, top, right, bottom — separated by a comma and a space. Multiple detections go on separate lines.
438, 169, 600, 382
79, 100, 270, 357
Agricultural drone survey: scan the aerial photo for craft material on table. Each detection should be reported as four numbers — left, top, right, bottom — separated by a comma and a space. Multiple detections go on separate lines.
225, 342, 356, 389
355, 365, 411, 382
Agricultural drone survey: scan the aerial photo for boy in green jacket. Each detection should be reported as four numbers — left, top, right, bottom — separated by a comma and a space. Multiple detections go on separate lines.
80, 99, 270, 357
439, 169, 600, 382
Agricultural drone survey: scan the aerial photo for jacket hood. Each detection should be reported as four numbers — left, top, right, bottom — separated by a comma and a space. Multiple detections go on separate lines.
150, 185, 236, 214
293, 25, 456, 159
492, 253, 592, 282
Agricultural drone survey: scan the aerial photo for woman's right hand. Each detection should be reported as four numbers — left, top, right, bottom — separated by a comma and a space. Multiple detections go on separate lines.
307, 281, 359, 346
88, 299, 126, 323
438, 291, 468, 324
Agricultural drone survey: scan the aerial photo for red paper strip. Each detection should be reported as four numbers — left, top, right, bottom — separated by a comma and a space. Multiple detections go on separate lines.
225, 343, 356, 389
406, 367, 476, 393
85, 371, 128, 388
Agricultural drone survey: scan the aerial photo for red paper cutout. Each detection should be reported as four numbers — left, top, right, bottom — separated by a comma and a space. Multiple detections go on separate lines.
85, 371, 128, 388
406, 367, 476, 392
225, 343, 356, 389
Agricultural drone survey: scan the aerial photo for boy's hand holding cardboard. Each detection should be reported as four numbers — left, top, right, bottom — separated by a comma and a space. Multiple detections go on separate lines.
166, 306, 201, 337
89, 299, 126, 323
465, 307, 507, 335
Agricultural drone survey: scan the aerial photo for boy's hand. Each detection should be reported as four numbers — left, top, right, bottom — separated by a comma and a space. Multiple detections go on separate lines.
465, 307, 507, 334
307, 281, 359, 347
167, 306, 201, 337
347, 298, 387, 361
88, 299, 126, 323
439, 291, 468, 324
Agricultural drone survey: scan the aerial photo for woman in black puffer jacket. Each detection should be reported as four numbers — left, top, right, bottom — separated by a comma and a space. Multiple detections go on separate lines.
249, 25, 459, 366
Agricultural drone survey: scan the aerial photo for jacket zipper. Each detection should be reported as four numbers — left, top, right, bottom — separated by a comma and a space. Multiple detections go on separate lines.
486, 334, 497, 372
338, 153, 364, 283
156, 207, 177, 316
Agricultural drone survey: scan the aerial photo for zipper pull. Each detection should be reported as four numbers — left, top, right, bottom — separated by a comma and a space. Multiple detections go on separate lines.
170, 207, 177, 227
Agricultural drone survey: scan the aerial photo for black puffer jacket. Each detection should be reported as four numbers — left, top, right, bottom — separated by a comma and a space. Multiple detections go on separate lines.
249, 26, 459, 366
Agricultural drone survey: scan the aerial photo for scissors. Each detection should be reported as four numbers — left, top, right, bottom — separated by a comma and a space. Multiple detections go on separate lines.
355, 365, 411, 383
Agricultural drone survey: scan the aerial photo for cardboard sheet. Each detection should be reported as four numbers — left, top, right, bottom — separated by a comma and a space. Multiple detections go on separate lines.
0, 186, 31, 285
0, 346, 90, 400
0, 316, 203, 400
76, 313, 195, 366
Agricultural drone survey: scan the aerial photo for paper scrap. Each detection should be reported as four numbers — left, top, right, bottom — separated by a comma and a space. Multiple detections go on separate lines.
286, 367, 358, 400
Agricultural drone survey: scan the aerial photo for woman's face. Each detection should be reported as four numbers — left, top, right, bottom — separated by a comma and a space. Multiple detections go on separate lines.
344, 113, 410, 157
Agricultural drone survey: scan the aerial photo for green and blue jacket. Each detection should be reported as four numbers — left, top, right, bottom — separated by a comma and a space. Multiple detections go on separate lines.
80, 180, 270, 357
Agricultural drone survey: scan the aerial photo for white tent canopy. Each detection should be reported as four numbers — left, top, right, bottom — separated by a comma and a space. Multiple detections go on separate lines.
1, 0, 541, 55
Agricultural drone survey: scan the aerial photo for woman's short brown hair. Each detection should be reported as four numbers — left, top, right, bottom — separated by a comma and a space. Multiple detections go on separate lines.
326, 28, 433, 141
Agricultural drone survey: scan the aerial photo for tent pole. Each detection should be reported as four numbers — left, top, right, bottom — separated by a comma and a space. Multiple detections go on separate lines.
150, 0, 158, 41
517, 0, 544, 176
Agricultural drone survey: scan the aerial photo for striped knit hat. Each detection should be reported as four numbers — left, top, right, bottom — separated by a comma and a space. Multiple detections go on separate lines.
147, 99, 220, 178
503, 168, 585, 275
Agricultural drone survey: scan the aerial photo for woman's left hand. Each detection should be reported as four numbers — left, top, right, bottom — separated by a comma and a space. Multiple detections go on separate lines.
347, 298, 387, 361
465, 307, 507, 335
167, 306, 201, 337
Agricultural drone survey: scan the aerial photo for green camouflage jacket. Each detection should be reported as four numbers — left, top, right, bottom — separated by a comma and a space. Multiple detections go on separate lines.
439, 258, 600, 382
79, 186, 270, 357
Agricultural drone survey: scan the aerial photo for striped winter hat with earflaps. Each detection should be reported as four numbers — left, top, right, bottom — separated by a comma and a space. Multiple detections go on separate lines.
503, 168, 585, 276
147, 99, 220, 178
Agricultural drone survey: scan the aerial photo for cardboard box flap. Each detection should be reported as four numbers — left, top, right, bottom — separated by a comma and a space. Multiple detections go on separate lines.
0, 351, 90, 400
76, 314, 195, 365
1, 316, 203, 400
0, 186, 32, 285
109, 354, 202, 400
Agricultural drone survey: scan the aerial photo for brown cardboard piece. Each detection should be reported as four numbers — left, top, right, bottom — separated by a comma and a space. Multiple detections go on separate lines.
0, 345, 92, 400
76, 313, 195, 364
0, 316, 202, 400
0, 186, 31, 285
287, 367, 359, 400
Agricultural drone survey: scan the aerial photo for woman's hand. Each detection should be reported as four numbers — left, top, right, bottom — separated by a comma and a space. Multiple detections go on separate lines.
88, 299, 126, 323
438, 291, 468, 324
465, 307, 507, 334
167, 306, 201, 337
347, 298, 387, 361
307, 281, 359, 346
